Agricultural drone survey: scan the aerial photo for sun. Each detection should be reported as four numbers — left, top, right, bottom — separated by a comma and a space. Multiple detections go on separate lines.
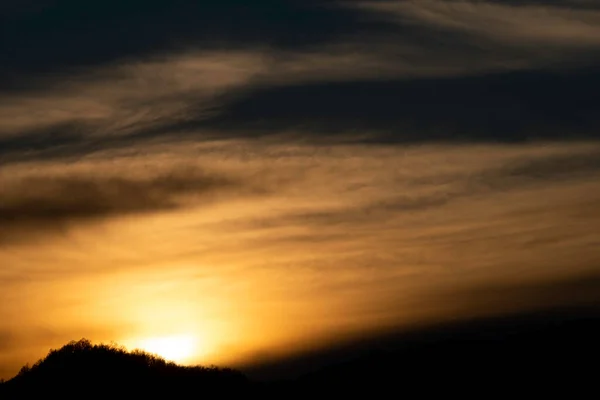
136, 334, 197, 363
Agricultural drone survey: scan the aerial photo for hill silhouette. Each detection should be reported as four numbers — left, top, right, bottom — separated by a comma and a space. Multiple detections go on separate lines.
2, 307, 599, 399
0, 339, 248, 398
289, 308, 600, 397
251, 307, 600, 397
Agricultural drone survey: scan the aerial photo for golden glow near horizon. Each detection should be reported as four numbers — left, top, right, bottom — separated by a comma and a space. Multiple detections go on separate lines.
131, 335, 198, 363
1, 140, 600, 380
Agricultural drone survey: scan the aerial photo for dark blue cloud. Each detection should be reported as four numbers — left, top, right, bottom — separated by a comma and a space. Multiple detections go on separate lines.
191, 66, 600, 143
1, 0, 599, 161
0, 1, 385, 90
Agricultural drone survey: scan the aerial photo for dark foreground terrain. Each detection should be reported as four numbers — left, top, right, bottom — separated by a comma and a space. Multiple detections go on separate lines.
2, 307, 599, 399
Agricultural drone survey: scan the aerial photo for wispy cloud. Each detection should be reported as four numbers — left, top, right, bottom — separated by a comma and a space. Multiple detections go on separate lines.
0, 47, 409, 151
437, 269, 600, 321
5, 0, 600, 157
355, 0, 600, 47
3, 2, 600, 161
0, 155, 260, 245
0, 51, 268, 139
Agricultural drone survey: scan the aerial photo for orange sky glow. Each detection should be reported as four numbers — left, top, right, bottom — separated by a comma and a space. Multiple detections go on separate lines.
2, 140, 599, 379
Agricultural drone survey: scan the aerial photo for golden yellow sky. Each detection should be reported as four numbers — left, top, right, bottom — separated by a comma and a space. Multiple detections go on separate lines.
2, 139, 599, 379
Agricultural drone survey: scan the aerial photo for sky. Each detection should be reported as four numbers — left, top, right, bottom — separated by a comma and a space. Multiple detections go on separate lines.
1, 0, 600, 379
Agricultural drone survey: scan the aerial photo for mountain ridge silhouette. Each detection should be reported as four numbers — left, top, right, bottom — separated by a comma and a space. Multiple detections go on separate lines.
0, 339, 248, 397
2, 307, 599, 398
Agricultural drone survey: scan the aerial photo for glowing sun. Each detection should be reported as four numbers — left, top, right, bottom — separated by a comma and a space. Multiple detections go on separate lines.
136, 334, 197, 363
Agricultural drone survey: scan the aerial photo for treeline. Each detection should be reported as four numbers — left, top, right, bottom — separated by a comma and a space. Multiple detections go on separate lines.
0, 339, 248, 397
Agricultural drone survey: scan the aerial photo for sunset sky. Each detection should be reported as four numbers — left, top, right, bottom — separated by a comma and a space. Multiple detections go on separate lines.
1, 0, 600, 379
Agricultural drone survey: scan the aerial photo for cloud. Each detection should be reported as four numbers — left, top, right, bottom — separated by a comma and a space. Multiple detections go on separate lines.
3, 1, 599, 98
481, 147, 600, 185
438, 270, 600, 319
0, 46, 433, 161
236, 145, 600, 233
355, 0, 600, 47
0, 1, 371, 73
2, 41, 530, 145
0, 50, 269, 140
1, 2, 599, 162
197, 66, 600, 142
0, 173, 230, 220
0, 163, 246, 244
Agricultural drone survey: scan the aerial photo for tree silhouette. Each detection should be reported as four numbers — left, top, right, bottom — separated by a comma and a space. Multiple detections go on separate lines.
2, 311, 598, 399
1, 339, 248, 398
